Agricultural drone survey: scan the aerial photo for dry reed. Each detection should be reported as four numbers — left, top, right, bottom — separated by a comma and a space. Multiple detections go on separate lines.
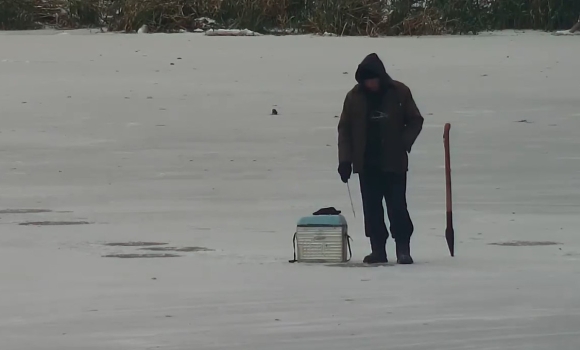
1, 0, 579, 35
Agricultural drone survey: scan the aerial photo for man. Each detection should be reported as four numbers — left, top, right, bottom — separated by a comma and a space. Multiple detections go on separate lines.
337, 53, 424, 264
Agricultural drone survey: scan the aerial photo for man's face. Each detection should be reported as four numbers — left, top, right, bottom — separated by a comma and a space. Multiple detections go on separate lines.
363, 78, 381, 92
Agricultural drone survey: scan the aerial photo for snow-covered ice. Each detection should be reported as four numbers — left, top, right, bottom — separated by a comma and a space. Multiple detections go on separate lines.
0, 30, 579, 349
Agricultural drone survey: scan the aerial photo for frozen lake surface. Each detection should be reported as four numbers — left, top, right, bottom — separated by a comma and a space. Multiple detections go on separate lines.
0, 30, 579, 349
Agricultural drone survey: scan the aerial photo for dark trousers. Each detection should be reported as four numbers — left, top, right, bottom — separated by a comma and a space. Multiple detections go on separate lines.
359, 168, 414, 244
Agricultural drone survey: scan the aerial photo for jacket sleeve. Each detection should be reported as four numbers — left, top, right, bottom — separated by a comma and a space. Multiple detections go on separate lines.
401, 86, 424, 153
337, 93, 353, 164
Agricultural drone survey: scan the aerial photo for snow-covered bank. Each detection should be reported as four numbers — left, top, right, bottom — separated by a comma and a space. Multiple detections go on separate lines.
0, 32, 579, 349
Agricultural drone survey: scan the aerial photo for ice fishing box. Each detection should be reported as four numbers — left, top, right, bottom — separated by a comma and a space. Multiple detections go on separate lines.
291, 214, 351, 263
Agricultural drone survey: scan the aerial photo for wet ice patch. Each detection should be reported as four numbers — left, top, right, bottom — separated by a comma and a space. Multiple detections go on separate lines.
0, 209, 52, 214
19, 221, 91, 226
102, 253, 180, 258
138, 246, 214, 252
489, 241, 561, 247
104, 242, 168, 247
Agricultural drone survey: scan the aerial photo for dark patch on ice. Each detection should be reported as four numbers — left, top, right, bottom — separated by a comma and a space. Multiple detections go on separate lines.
515, 119, 532, 124
271, 109, 278, 115
102, 253, 181, 258
104, 242, 167, 247
489, 241, 560, 247
0, 209, 52, 214
139, 246, 214, 252
19, 221, 90, 226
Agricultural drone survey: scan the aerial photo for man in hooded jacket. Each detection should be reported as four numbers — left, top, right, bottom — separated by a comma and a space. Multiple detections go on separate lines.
337, 53, 424, 264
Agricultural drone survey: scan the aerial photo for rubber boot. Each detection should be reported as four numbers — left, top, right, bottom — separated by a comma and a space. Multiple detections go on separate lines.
396, 241, 414, 264
363, 236, 388, 264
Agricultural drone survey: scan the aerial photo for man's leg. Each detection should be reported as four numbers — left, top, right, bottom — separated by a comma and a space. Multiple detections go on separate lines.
359, 167, 388, 263
570, 17, 580, 33
384, 172, 415, 264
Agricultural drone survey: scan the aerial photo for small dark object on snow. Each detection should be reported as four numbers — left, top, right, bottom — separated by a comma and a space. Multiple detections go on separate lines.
516, 119, 532, 123
334, 115, 339, 118
170, 63, 175, 65
271, 109, 278, 115
343, 72, 348, 74
313, 207, 341, 216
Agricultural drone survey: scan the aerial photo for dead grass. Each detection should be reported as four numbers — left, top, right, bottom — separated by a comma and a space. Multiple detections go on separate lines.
1, 0, 579, 34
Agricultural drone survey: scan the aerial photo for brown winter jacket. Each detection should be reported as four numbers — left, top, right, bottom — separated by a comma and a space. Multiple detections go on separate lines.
337, 54, 424, 174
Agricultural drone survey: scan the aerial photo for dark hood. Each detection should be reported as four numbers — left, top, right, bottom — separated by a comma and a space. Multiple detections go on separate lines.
355, 53, 393, 89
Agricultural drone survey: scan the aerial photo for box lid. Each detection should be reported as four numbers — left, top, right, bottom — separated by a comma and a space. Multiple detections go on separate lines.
297, 214, 347, 227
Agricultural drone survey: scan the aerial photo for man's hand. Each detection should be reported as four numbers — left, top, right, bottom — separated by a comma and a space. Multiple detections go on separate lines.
338, 162, 352, 183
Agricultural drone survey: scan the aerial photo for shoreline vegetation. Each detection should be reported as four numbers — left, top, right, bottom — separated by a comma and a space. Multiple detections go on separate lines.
1, 0, 579, 35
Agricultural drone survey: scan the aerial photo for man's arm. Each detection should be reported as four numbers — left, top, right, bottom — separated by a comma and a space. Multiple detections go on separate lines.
401, 86, 424, 153
337, 93, 353, 163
